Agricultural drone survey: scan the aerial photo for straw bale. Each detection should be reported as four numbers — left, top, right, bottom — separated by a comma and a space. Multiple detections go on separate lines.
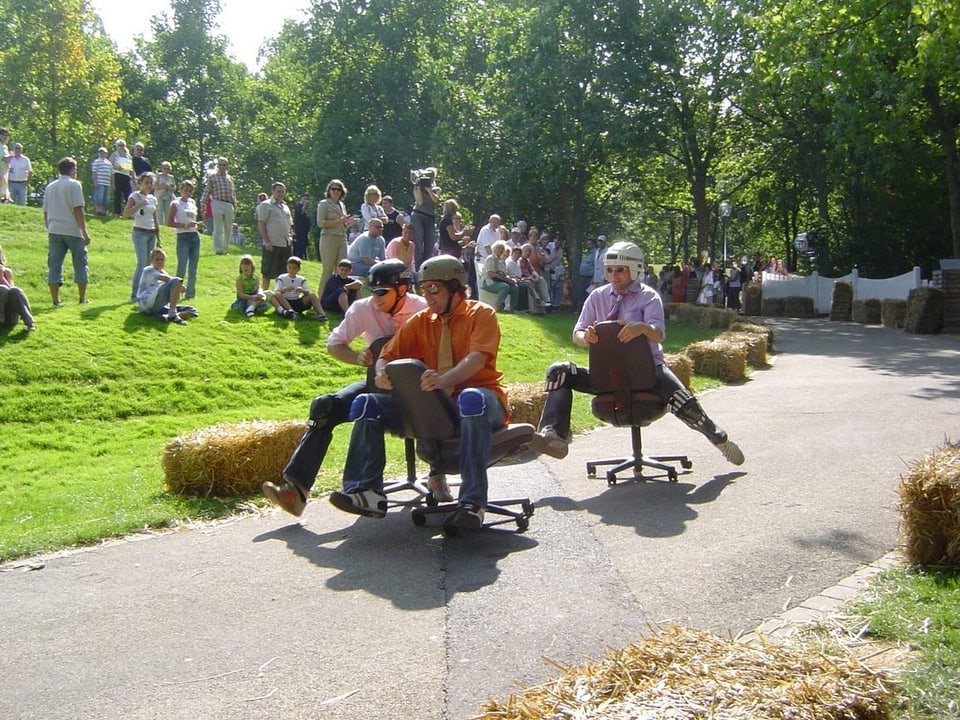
903, 286, 944, 334
730, 321, 775, 352
722, 331, 768, 367
830, 281, 853, 321
162, 420, 307, 496
761, 296, 785, 317
898, 442, 960, 568
881, 299, 907, 329
671, 302, 703, 325
852, 299, 882, 325
742, 283, 762, 316
479, 624, 893, 720
663, 353, 692, 389
506, 383, 546, 426
783, 296, 815, 318
699, 306, 739, 329
683, 339, 747, 382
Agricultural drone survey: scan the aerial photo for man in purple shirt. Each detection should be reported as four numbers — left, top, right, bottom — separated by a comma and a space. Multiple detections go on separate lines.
530, 241, 744, 465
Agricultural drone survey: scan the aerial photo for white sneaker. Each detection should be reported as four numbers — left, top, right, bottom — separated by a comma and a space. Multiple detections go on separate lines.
716, 440, 745, 466
427, 474, 454, 502
329, 488, 387, 518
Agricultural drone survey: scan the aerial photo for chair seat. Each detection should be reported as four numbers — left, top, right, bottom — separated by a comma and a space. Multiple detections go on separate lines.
419, 423, 534, 474
591, 392, 666, 428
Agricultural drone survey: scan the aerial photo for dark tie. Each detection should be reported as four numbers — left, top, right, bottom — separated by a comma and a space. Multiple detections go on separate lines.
606, 292, 623, 321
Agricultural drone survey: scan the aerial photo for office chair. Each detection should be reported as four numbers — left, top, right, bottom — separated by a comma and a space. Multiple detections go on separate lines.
585, 321, 693, 485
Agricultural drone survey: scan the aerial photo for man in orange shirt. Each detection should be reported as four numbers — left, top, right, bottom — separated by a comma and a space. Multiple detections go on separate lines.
329, 256, 507, 530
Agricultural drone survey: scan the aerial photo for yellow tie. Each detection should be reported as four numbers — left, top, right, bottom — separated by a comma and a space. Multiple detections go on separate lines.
437, 315, 454, 379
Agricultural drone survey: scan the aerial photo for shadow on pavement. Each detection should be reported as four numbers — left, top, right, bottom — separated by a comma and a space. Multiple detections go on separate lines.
539, 471, 745, 537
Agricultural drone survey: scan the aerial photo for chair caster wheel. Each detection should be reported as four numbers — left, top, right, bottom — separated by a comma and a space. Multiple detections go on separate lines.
681, 459, 693, 470
442, 521, 459, 538
412, 509, 426, 526
516, 517, 529, 532
586, 464, 597, 478
607, 474, 617, 486
667, 470, 678, 482
425, 494, 438, 507
522, 501, 535, 516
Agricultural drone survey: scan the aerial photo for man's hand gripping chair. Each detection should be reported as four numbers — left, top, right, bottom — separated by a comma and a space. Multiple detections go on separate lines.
586, 321, 693, 485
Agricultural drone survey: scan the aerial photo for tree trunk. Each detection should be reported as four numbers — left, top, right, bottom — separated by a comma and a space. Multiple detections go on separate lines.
923, 79, 960, 258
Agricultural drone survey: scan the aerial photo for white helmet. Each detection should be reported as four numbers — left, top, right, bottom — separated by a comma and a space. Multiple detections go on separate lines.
603, 241, 645, 281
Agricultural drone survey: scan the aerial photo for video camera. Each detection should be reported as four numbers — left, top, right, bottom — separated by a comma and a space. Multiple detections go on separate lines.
793, 229, 821, 259
409, 167, 436, 187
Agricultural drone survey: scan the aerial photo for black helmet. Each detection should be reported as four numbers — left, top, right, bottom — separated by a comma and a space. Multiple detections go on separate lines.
369, 259, 411, 288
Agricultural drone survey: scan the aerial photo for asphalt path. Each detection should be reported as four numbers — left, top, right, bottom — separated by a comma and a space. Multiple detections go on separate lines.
2, 319, 958, 720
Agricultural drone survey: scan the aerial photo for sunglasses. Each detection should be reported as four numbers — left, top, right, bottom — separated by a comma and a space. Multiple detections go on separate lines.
330, 187, 343, 192
419, 282, 444, 295
605, 266, 629, 274
370, 287, 393, 297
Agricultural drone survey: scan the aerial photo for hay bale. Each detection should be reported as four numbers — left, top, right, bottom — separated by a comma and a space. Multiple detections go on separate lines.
731, 320, 775, 352
683, 338, 747, 382
761, 296, 785, 317
881, 299, 907, 329
664, 352, 692, 389
852, 298, 882, 325
743, 283, 762, 316
506, 383, 545, 426
831, 281, 853, 321
163, 420, 307, 496
479, 624, 892, 720
672, 302, 703, 325
899, 442, 960, 568
699, 306, 739, 329
783, 296, 816, 318
722, 331, 768, 366
903, 286, 944, 334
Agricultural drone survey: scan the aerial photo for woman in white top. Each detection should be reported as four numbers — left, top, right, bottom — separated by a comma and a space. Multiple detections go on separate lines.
122, 172, 159, 303
166, 179, 202, 300
359, 184, 386, 231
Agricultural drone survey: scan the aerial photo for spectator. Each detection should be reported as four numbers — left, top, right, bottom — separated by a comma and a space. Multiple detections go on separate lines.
42, 157, 92, 305
410, 167, 440, 270
292, 194, 312, 259
577, 238, 597, 308
381, 195, 403, 243
202, 156, 236, 255
359, 184, 387, 231
316, 179, 355, 291
137, 247, 188, 324
321, 259, 363, 314
263, 259, 429, 516
231, 254, 266, 317
7, 143, 32, 206
122, 172, 160, 304
90, 147, 113, 217
131, 142, 152, 177
697, 262, 716, 305
0, 127, 9, 202
230, 223, 243, 246
520, 243, 551, 307
328, 255, 508, 529
386, 222, 418, 281
154, 161, 176, 224
590, 235, 607, 292
167, 179, 202, 301
474, 214, 501, 265
268, 256, 327, 321
0, 244, 36, 332
529, 241, 744, 466
438, 199, 474, 258
257, 182, 293, 291
506, 245, 539, 310
482, 240, 520, 312
726, 258, 743, 312
110, 139, 134, 215
347, 216, 387, 277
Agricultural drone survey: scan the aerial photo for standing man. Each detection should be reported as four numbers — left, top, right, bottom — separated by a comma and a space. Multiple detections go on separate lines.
588, 235, 607, 292
530, 241, 744, 466
131, 142, 152, 178
90, 147, 113, 217
0, 128, 10, 202
263, 259, 430, 516
110, 139, 134, 215
42, 157, 92, 305
577, 238, 597, 309
257, 182, 293, 291
7, 143, 32, 206
292, 193, 312, 259
410, 168, 440, 270
203, 156, 236, 255
328, 256, 509, 530
474, 214, 501, 265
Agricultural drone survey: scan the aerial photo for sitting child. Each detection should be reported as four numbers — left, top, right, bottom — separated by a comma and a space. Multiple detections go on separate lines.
231, 254, 266, 317
320, 259, 363, 314
137, 248, 194, 325
230, 223, 244, 246
0, 244, 35, 332
267, 256, 327, 321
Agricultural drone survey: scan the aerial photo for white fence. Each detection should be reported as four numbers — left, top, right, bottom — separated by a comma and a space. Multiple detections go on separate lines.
759, 267, 923, 315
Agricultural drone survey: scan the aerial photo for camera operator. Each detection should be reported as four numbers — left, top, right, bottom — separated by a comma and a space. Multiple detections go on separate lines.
410, 167, 440, 271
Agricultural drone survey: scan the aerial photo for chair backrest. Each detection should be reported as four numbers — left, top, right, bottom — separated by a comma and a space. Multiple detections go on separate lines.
588, 321, 664, 427
366, 335, 393, 391
384, 359, 459, 440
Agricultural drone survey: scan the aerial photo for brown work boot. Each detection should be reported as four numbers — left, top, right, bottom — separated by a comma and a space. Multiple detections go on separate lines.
262, 479, 307, 517
528, 427, 569, 459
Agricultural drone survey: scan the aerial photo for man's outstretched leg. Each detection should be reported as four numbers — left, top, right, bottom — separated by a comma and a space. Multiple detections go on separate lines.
529, 361, 592, 459
661, 368, 744, 465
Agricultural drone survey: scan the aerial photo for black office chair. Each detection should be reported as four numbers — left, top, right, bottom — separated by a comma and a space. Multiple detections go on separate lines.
383, 359, 535, 535
585, 321, 692, 485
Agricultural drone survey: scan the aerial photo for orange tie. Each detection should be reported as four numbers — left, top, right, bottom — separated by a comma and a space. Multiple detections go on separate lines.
437, 316, 453, 375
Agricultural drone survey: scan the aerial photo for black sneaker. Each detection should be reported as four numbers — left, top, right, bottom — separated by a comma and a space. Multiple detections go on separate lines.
329, 489, 387, 518
451, 503, 485, 530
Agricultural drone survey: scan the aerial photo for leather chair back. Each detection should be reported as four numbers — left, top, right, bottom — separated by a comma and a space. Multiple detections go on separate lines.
588, 321, 666, 428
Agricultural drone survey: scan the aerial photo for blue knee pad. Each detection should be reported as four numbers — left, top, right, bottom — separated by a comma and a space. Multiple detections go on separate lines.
457, 388, 486, 418
349, 393, 382, 421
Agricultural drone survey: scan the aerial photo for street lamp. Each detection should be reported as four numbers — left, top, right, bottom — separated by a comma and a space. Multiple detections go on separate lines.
719, 201, 732, 267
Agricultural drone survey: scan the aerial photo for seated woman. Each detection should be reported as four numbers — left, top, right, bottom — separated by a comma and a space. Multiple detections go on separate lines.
520, 243, 551, 306
137, 248, 193, 325
481, 241, 520, 312
321, 259, 363, 314
0, 244, 35, 332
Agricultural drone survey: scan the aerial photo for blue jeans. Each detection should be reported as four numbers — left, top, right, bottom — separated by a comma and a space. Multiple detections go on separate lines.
410, 211, 434, 271
176, 232, 201, 299
9, 181, 27, 206
482, 280, 519, 310
93, 184, 110, 208
131, 229, 156, 301
342, 387, 505, 507
47, 234, 88, 285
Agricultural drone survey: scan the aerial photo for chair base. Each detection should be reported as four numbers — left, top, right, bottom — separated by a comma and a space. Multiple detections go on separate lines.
411, 499, 535, 536
587, 453, 693, 485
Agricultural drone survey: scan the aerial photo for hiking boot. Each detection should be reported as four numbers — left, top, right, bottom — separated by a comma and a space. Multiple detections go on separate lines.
715, 439, 745, 466
262, 480, 307, 517
528, 427, 569, 459
451, 503, 485, 530
329, 488, 387, 518
427, 473, 454, 502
